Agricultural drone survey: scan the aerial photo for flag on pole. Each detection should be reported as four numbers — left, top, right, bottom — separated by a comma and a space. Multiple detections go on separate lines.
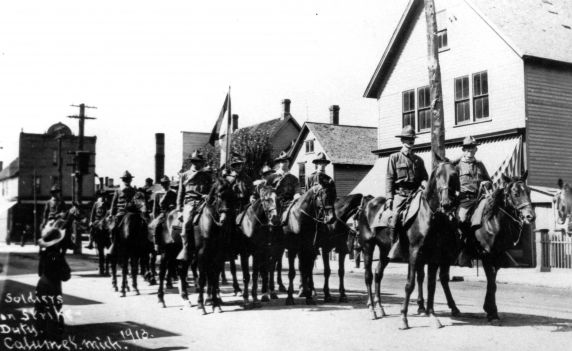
208, 93, 230, 146
491, 136, 523, 185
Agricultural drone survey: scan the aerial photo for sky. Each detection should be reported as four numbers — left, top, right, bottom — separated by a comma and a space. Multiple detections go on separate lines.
0, 0, 409, 187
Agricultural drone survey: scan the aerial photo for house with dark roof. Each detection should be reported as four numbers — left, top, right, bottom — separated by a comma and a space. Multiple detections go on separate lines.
0, 122, 96, 242
357, 0, 572, 266
289, 105, 377, 197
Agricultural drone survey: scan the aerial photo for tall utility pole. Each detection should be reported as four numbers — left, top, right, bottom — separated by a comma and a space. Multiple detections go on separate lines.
425, 0, 446, 168
68, 103, 96, 254
68, 103, 96, 205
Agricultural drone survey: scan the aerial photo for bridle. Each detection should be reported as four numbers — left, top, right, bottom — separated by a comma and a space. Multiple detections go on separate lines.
428, 164, 459, 216
250, 197, 278, 227
300, 184, 335, 225
500, 180, 532, 245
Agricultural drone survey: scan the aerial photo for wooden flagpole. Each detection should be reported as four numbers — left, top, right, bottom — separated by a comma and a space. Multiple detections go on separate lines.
226, 86, 232, 167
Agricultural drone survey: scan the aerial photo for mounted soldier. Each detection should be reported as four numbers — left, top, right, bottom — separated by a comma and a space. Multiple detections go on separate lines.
176, 150, 213, 261
142, 177, 155, 217
152, 176, 177, 253
454, 136, 492, 267
386, 126, 428, 259
85, 190, 109, 250
41, 185, 67, 230
307, 152, 335, 189
272, 151, 301, 219
228, 156, 253, 213
109, 171, 145, 255
250, 165, 276, 202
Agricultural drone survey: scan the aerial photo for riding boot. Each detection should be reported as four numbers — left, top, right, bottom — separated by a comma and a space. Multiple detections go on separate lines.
387, 226, 402, 260
456, 222, 473, 268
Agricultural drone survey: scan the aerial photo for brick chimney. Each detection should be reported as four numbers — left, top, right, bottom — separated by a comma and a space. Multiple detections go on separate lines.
155, 133, 165, 183
281, 99, 291, 119
329, 105, 340, 125
232, 114, 239, 132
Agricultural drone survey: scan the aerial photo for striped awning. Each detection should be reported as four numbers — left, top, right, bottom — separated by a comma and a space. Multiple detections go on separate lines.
351, 135, 522, 197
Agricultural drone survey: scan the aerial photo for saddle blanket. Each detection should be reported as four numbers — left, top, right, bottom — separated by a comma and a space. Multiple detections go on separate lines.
371, 191, 423, 229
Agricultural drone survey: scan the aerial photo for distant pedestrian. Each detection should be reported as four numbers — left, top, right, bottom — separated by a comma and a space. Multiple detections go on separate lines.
35, 226, 71, 342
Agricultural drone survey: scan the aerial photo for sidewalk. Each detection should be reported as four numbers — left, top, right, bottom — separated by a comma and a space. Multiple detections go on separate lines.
3, 243, 571, 289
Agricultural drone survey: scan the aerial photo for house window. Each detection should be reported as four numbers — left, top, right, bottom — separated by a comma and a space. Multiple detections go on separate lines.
52, 150, 58, 165
437, 29, 448, 51
305, 140, 314, 153
455, 76, 470, 124
33, 176, 41, 195
473, 71, 489, 120
417, 86, 431, 132
402, 90, 415, 129
298, 163, 306, 191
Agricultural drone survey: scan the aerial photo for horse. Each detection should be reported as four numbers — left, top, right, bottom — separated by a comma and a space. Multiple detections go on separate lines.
108, 194, 151, 297
312, 193, 363, 303
91, 214, 112, 276
236, 184, 280, 308
555, 180, 572, 234
282, 181, 337, 305
468, 172, 535, 325
397, 159, 460, 330
176, 179, 236, 314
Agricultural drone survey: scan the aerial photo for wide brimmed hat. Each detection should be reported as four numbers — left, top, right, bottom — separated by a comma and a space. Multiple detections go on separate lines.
461, 136, 479, 148
274, 151, 290, 163
120, 170, 134, 180
312, 152, 331, 165
50, 185, 61, 193
395, 125, 417, 139
190, 150, 205, 163
39, 227, 66, 248
159, 175, 171, 184
261, 165, 275, 176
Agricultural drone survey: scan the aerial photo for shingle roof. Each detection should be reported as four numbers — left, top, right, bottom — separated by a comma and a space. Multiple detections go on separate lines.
303, 123, 377, 166
365, 0, 572, 98
238, 115, 300, 137
0, 158, 19, 181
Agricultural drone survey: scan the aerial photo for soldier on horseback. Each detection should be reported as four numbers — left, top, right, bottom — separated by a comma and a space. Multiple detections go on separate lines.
454, 136, 491, 267
386, 126, 428, 259
227, 157, 253, 213
272, 151, 301, 220
176, 150, 212, 261
153, 176, 177, 252
41, 185, 67, 230
85, 190, 109, 250
307, 152, 334, 189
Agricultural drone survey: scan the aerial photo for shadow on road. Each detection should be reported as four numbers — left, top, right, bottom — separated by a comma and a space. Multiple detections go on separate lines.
449, 312, 572, 332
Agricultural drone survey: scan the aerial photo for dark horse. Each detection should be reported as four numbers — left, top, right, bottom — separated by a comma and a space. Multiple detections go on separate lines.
91, 215, 112, 276
314, 193, 363, 302
467, 172, 535, 325
282, 182, 337, 305
177, 179, 236, 314
555, 179, 572, 234
236, 184, 280, 307
109, 194, 150, 297
151, 208, 183, 308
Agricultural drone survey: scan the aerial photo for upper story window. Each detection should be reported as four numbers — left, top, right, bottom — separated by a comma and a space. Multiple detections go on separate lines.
473, 71, 489, 120
455, 76, 471, 124
417, 86, 431, 132
305, 139, 314, 153
437, 29, 448, 51
402, 90, 415, 129
52, 150, 58, 165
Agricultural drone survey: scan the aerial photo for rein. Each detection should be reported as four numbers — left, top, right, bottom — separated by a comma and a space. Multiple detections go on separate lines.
498, 182, 531, 246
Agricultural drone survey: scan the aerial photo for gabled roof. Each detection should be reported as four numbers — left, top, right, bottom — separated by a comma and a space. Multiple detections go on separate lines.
291, 122, 377, 166
0, 158, 19, 181
365, 0, 572, 98
237, 115, 301, 137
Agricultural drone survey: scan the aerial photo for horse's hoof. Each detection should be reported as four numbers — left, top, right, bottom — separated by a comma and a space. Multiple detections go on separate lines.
134, 288, 140, 296
215, 306, 223, 313
270, 292, 279, 300
278, 285, 287, 293
489, 318, 502, 326
399, 318, 410, 330
113, 286, 118, 292
126, 286, 130, 292
376, 304, 387, 318
234, 290, 242, 297
159, 300, 166, 308
305, 297, 316, 305
120, 292, 126, 298
297, 289, 305, 298
149, 279, 157, 286
166, 283, 174, 289
261, 294, 270, 303
417, 307, 427, 315
369, 309, 377, 320
323, 295, 332, 303
430, 316, 443, 329
338, 295, 348, 303
451, 308, 461, 317
285, 297, 295, 306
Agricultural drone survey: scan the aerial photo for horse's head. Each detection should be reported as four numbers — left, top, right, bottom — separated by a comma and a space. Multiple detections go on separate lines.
211, 179, 236, 226
556, 180, 572, 231
427, 156, 459, 215
312, 180, 337, 225
258, 185, 280, 226
501, 171, 535, 225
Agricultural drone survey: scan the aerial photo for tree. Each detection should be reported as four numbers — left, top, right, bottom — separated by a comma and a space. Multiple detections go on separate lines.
230, 129, 273, 180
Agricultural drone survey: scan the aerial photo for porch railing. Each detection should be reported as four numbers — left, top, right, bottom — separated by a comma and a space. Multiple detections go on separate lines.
536, 229, 572, 271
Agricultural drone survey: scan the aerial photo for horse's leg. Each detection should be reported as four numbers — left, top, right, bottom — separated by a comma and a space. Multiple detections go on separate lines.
483, 258, 500, 324
177, 260, 193, 309
196, 248, 208, 315
191, 255, 199, 292
158, 252, 167, 308
426, 263, 443, 328
229, 257, 242, 296
322, 248, 332, 302
211, 252, 224, 314
439, 263, 460, 316
285, 249, 297, 305
131, 253, 140, 295
97, 245, 105, 276
363, 241, 377, 320
416, 265, 426, 315
277, 249, 287, 292
302, 249, 316, 305
120, 256, 128, 297
399, 252, 419, 330
240, 253, 251, 307
149, 249, 157, 285
268, 250, 278, 299
110, 255, 118, 292
252, 255, 260, 306
260, 251, 270, 303
374, 249, 389, 318
338, 250, 348, 303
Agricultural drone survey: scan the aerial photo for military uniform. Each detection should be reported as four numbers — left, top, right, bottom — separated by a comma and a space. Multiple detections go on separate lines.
42, 189, 66, 229
153, 182, 177, 250
273, 171, 300, 210
455, 157, 491, 223
90, 197, 109, 226
232, 171, 253, 212
177, 164, 212, 261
